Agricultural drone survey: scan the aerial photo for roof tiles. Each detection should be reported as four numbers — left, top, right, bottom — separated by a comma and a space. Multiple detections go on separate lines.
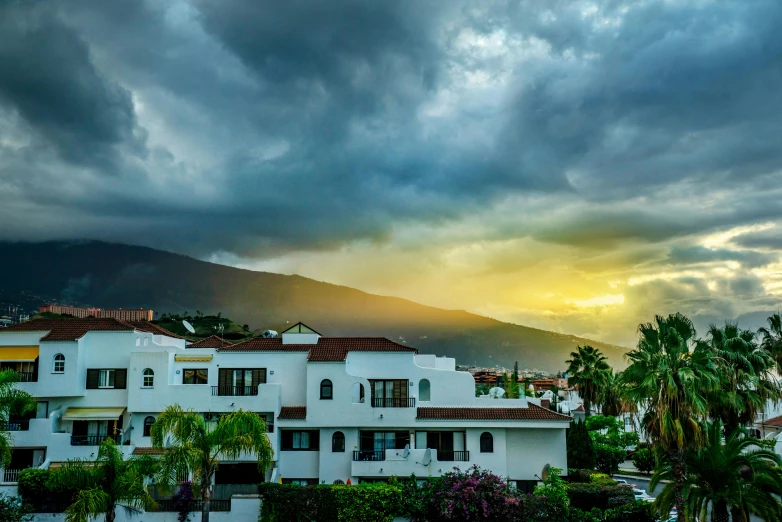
416, 405, 572, 422
221, 336, 417, 361
127, 321, 187, 340
3, 318, 135, 341
278, 406, 307, 420
187, 335, 235, 348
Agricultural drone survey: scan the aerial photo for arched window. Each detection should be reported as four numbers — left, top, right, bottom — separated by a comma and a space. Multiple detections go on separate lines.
143, 338, 149, 346
142, 369, 154, 388
320, 379, 333, 400
480, 432, 493, 453
332, 431, 345, 452
419, 379, 431, 402
136, 338, 141, 346
143, 416, 155, 437
351, 382, 365, 404
53, 354, 65, 373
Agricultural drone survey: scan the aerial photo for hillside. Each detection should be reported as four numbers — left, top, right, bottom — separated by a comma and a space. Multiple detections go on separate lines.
0, 241, 628, 371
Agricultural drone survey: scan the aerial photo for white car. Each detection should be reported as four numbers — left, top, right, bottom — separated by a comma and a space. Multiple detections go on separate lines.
614, 478, 637, 488
632, 488, 655, 502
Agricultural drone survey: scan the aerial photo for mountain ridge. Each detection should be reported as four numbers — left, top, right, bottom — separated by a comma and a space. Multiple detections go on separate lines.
0, 240, 628, 371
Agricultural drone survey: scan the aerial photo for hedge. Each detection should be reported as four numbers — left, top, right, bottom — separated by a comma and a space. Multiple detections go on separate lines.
17, 468, 77, 510
258, 483, 402, 522
567, 483, 634, 511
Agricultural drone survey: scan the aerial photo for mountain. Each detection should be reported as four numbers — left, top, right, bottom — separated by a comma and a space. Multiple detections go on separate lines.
0, 240, 628, 371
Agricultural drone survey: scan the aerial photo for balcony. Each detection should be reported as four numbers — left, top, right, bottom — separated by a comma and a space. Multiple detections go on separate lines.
437, 450, 470, 462
353, 450, 385, 461
211, 386, 259, 397
0, 420, 30, 432
371, 398, 416, 408
70, 434, 121, 446
16, 372, 36, 383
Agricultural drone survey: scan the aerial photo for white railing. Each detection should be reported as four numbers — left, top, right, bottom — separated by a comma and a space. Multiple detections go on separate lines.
3, 468, 21, 482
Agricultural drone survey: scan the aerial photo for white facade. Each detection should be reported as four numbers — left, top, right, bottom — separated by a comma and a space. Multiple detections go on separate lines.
0, 319, 570, 492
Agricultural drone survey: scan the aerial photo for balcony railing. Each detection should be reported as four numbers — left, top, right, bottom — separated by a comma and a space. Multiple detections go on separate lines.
353, 450, 385, 461
70, 434, 121, 446
211, 386, 258, 397
437, 450, 470, 462
16, 372, 36, 382
371, 397, 416, 408
150, 499, 231, 512
2, 469, 21, 482
0, 420, 30, 431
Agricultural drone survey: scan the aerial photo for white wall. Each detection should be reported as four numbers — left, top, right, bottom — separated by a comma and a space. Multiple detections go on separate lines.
506, 428, 567, 480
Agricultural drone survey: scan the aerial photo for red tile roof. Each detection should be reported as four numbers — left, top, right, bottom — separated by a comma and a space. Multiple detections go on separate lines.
187, 335, 235, 348
278, 406, 307, 420
3, 318, 135, 341
761, 415, 782, 428
132, 447, 167, 455
127, 321, 187, 340
221, 337, 417, 361
416, 405, 572, 421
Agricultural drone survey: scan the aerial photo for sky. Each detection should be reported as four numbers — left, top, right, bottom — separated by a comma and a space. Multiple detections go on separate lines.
2, 0, 782, 346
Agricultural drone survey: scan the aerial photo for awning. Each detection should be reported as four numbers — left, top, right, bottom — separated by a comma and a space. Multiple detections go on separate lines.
0, 347, 39, 361
175, 354, 213, 362
61, 407, 125, 421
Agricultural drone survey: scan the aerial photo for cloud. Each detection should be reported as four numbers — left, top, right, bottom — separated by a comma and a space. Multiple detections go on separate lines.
1, 0, 781, 345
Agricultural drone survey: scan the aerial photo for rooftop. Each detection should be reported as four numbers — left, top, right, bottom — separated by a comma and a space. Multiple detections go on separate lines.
416, 405, 572, 421
221, 336, 417, 361
278, 406, 307, 420
187, 335, 235, 348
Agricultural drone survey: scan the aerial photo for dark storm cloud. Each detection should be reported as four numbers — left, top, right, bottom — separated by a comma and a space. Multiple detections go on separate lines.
0, 1, 142, 169
1, 0, 782, 261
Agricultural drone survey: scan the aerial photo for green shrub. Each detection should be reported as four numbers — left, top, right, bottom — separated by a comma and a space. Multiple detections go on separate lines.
594, 443, 626, 475
0, 494, 31, 522
603, 501, 657, 522
565, 469, 594, 483
17, 469, 50, 506
566, 483, 633, 511
632, 448, 656, 474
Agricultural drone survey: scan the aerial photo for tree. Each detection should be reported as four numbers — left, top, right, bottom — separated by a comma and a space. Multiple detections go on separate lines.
567, 420, 596, 470
47, 439, 156, 522
651, 422, 782, 522
623, 313, 719, 519
0, 369, 38, 467
759, 312, 782, 373
565, 345, 610, 417
599, 371, 629, 418
705, 322, 778, 434
631, 448, 655, 474
151, 405, 273, 522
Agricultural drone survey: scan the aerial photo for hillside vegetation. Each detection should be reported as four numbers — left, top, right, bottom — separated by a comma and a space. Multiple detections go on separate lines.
0, 240, 627, 370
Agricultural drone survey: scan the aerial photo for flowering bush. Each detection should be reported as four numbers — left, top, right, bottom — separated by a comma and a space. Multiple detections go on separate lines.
423, 465, 521, 522
172, 481, 195, 522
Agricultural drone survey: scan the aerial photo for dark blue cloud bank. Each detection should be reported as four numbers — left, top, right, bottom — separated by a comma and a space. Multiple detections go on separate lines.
1, 0, 781, 341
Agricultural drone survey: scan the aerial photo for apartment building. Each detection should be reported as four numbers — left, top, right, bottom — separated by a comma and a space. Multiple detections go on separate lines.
39, 304, 154, 321
0, 318, 569, 492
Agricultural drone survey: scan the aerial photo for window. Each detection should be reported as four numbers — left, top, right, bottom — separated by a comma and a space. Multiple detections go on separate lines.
419, 379, 430, 402
480, 432, 493, 453
369, 379, 410, 407
53, 354, 65, 373
86, 369, 127, 389
143, 416, 154, 437
332, 431, 345, 452
136, 338, 140, 346
281, 430, 320, 451
183, 369, 208, 385
142, 369, 154, 388
98, 370, 115, 388
320, 379, 333, 400
282, 479, 313, 486
216, 368, 266, 395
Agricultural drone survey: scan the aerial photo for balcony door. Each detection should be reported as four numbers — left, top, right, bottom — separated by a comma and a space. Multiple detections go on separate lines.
217, 368, 266, 396
369, 379, 409, 407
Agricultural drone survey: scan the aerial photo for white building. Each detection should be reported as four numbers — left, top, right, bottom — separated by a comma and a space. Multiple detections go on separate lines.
0, 318, 569, 494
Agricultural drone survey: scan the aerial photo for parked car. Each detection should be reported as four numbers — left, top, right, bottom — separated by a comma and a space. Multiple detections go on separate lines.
614, 478, 636, 488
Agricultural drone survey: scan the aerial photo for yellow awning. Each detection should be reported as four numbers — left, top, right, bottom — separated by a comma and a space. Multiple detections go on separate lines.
0, 347, 39, 361
175, 354, 213, 362
61, 408, 125, 421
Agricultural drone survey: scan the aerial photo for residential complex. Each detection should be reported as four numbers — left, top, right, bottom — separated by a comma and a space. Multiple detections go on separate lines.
0, 318, 569, 493
39, 304, 154, 321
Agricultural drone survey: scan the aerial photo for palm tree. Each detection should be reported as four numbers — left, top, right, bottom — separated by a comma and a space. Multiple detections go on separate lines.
598, 371, 632, 418
47, 438, 156, 522
705, 323, 779, 434
151, 405, 273, 522
759, 312, 782, 372
566, 345, 609, 417
0, 369, 38, 467
622, 313, 720, 519
652, 421, 782, 522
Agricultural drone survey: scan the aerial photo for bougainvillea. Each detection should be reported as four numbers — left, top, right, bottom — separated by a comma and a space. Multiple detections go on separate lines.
424, 465, 521, 522
172, 481, 195, 522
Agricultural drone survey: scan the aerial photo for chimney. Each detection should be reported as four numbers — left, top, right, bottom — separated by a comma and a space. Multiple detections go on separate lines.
540, 399, 550, 409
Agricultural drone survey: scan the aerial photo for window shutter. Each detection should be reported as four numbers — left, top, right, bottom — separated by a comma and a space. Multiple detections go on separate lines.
219, 368, 230, 395
86, 369, 99, 389
114, 369, 127, 389
310, 431, 320, 450
252, 369, 266, 388
32, 357, 39, 382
